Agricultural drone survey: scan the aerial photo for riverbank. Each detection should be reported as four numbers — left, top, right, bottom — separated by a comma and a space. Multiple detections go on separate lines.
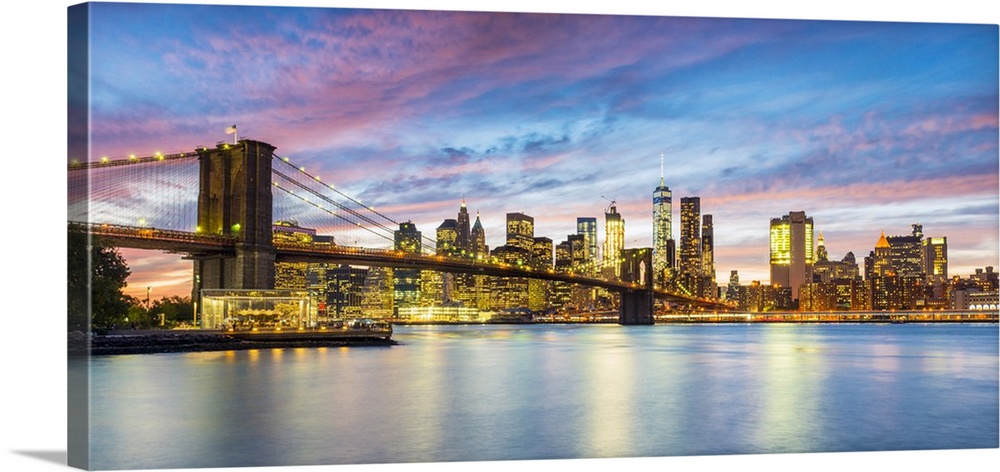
68, 330, 397, 356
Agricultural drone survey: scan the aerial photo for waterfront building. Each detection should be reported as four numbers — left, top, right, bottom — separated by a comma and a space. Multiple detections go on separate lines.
361, 266, 394, 319
419, 269, 445, 307
326, 265, 367, 319
489, 244, 531, 309
799, 282, 837, 311
951, 289, 999, 310
652, 154, 674, 288
393, 222, 422, 308
554, 234, 592, 311
273, 220, 315, 290
603, 203, 625, 278
435, 218, 460, 306
529, 237, 554, 311
769, 211, 815, 300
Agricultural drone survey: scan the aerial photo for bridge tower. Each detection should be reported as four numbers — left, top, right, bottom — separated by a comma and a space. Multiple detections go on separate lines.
191, 140, 277, 299
619, 248, 655, 325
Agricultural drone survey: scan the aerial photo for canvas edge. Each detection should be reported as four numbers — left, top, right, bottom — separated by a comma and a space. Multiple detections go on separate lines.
67, 2, 91, 470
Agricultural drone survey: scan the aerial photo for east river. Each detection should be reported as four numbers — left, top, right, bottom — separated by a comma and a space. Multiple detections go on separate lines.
77, 323, 998, 470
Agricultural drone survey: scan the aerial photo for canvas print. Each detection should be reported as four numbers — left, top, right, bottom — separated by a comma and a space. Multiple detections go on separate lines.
67, 2, 999, 471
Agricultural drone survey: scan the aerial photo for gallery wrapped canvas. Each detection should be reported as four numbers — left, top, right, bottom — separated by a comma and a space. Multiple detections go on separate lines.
64, 1, 997, 471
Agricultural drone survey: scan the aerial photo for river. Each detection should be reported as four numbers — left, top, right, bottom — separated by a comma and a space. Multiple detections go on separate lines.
77, 323, 999, 470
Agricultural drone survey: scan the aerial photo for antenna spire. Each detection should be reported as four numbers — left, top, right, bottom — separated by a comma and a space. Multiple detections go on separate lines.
660, 151, 665, 185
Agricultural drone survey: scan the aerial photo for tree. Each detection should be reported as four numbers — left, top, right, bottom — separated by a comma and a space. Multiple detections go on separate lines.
151, 295, 195, 326
67, 224, 132, 331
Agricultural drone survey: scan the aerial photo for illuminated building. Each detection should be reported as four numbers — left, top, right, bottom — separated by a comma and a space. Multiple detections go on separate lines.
394, 221, 422, 255
529, 237, 554, 310
701, 214, 715, 286
887, 224, 925, 278
676, 197, 703, 295
923, 236, 948, 282
652, 153, 674, 287
506, 212, 534, 251
489, 244, 531, 309
456, 200, 471, 255
554, 234, 591, 311
467, 212, 491, 310
871, 231, 893, 277
799, 282, 837, 311
679, 197, 701, 277
471, 212, 488, 259
816, 233, 829, 262
769, 211, 814, 300
813, 234, 860, 283
361, 267, 393, 319
577, 217, 598, 266
273, 220, 315, 290
436, 219, 459, 257
327, 265, 366, 319
393, 222, 422, 308
726, 270, 741, 302
603, 203, 625, 278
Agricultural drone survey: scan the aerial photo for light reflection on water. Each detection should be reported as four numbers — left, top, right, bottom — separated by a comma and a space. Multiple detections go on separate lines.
83, 323, 998, 470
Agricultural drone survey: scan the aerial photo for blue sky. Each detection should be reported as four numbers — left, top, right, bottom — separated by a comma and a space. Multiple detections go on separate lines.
65, 1, 1000, 298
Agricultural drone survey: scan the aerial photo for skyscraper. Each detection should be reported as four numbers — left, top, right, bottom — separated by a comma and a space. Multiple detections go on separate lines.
679, 197, 702, 277
701, 214, 715, 285
769, 211, 815, 300
393, 222, 422, 308
923, 236, 948, 282
456, 200, 471, 256
470, 211, 488, 259
436, 219, 459, 256
506, 212, 534, 251
653, 152, 674, 287
603, 202, 625, 278
577, 217, 598, 266
886, 224, 925, 278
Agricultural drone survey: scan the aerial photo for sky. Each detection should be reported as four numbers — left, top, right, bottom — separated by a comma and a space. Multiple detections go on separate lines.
68, 0, 1000, 300
2, 3, 1000, 472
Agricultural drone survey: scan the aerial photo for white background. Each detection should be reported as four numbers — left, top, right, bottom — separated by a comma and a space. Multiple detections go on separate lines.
3, 1, 998, 471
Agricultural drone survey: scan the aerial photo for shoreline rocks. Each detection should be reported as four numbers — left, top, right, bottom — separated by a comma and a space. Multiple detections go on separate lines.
68, 330, 396, 356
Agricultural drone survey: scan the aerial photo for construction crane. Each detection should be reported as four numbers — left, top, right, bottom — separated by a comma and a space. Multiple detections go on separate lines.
600, 195, 617, 213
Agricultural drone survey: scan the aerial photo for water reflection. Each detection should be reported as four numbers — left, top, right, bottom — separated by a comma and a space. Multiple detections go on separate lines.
87, 323, 998, 470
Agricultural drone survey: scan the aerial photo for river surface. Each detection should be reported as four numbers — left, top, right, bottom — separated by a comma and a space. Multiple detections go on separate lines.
78, 323, 999, 470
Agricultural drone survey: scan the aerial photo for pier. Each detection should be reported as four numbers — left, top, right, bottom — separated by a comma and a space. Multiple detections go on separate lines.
655, 310, 998, 324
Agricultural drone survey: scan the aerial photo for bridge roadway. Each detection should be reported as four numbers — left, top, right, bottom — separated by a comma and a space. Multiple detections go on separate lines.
78, 222, 730, 309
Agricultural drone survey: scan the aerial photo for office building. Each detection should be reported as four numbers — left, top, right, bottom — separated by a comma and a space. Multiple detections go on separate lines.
603, 203, 625, 278
701, 214, 715, 285
393, 222, 422, 308
653, 154, 674, 287
923, 236, 948, 283
679, 197, 702, 277
769, 211, 815, 300
506, 212, 534, 251
577, 217, 598, 266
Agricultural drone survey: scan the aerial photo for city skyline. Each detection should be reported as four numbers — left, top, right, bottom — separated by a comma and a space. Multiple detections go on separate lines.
68, 2, 998, 300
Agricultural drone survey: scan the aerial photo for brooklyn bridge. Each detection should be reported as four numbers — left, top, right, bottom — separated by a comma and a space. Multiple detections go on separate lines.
68, 139, 731, 326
